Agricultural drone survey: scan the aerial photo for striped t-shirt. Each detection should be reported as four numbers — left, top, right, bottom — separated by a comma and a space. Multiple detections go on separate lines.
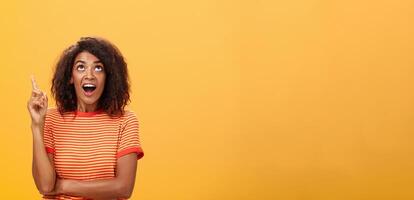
42, 108, 144, 200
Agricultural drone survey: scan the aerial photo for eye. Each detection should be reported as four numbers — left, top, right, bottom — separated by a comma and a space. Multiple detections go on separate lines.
95, 65, 104, 72
76, 65, 85, 71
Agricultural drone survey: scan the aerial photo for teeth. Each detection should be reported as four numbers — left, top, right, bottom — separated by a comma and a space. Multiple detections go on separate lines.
83, 84, 96, 87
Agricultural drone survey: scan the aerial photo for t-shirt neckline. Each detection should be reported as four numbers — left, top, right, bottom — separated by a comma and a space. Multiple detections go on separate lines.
75, 109, 104, 117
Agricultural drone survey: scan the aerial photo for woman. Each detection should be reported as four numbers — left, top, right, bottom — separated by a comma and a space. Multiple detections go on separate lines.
27, 37, 144, 200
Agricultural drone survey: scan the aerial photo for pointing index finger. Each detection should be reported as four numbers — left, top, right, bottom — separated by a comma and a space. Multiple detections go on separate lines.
31, 75, 39, 90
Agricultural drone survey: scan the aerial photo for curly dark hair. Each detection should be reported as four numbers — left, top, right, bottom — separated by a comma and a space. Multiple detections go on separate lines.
51, 37, 130, 117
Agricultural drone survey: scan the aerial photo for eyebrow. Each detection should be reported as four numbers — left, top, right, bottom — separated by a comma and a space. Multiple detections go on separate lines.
74, 60, 103, 64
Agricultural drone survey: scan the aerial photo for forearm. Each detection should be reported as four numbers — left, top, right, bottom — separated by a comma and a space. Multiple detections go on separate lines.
58, 153, 138, 199
59, 178, 131, 200
32, 124, 55, 193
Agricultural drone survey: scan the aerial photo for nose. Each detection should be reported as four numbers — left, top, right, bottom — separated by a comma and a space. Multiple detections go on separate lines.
85, 66, 95, 79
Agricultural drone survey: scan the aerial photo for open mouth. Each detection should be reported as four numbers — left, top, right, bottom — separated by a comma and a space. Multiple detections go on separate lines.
82, 83, 96, 94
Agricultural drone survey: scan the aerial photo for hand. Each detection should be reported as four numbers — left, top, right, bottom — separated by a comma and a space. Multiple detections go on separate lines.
27, 76, 48, 127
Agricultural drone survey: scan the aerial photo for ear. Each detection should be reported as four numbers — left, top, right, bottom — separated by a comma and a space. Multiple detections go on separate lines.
70, 76, 73, 84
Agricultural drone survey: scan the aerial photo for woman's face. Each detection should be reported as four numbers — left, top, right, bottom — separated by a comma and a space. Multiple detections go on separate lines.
70, 51, 106, 111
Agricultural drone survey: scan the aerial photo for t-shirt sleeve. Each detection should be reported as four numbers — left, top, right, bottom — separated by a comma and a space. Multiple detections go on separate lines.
117, 111, 144, 160
43, 109, 55, 154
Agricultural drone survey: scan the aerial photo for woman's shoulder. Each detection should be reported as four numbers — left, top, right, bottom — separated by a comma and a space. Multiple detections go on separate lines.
44, 107, 63, 124
122, 109, 138, 119
47, 107, 58, 112
118, 110, 139, 125
46, 107, 60, 116
45, 107, 74, 119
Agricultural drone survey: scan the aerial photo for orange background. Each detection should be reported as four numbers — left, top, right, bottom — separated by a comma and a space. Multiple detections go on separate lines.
1, 0, 414, 199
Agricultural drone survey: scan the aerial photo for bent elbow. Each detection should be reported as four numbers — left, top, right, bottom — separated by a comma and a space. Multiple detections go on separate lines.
37, 176, 56, 194
120, 193, 132, 199
117, 184, 134, 199
119, 189, 133, 199
33, 167, 56, 195
38, 183, 54, 194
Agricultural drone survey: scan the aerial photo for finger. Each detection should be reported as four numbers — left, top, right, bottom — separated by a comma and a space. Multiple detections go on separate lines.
34, 100, 45, 108
43, 95, 48, 107
32, 90, 42, 97
31, 93, 43, 101
41, 95, 47, 105
30, 96, 44, 104
44, 95, 48, 106
31, 75, 39, 91
31, 98, 42, 105
31, 100, 42, 108
41, 92, 47, 100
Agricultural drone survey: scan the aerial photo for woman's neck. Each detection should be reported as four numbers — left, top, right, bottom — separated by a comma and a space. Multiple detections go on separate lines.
77, 102, 98, 112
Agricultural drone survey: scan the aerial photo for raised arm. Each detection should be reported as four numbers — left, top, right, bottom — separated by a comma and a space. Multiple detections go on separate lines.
56, 153, 138, 199
28, 76, 56, 193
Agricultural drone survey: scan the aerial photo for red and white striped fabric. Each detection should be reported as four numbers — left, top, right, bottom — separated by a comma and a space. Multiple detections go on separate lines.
42, 108, 144, 200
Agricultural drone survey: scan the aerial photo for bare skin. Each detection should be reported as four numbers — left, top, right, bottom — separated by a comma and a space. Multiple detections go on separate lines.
29, 52, 139, 199
70, 51, 106, 112
28, 76, 55, 194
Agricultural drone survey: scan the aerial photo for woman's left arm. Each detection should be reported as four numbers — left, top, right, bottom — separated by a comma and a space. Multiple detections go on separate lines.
56, 153, 138, 200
